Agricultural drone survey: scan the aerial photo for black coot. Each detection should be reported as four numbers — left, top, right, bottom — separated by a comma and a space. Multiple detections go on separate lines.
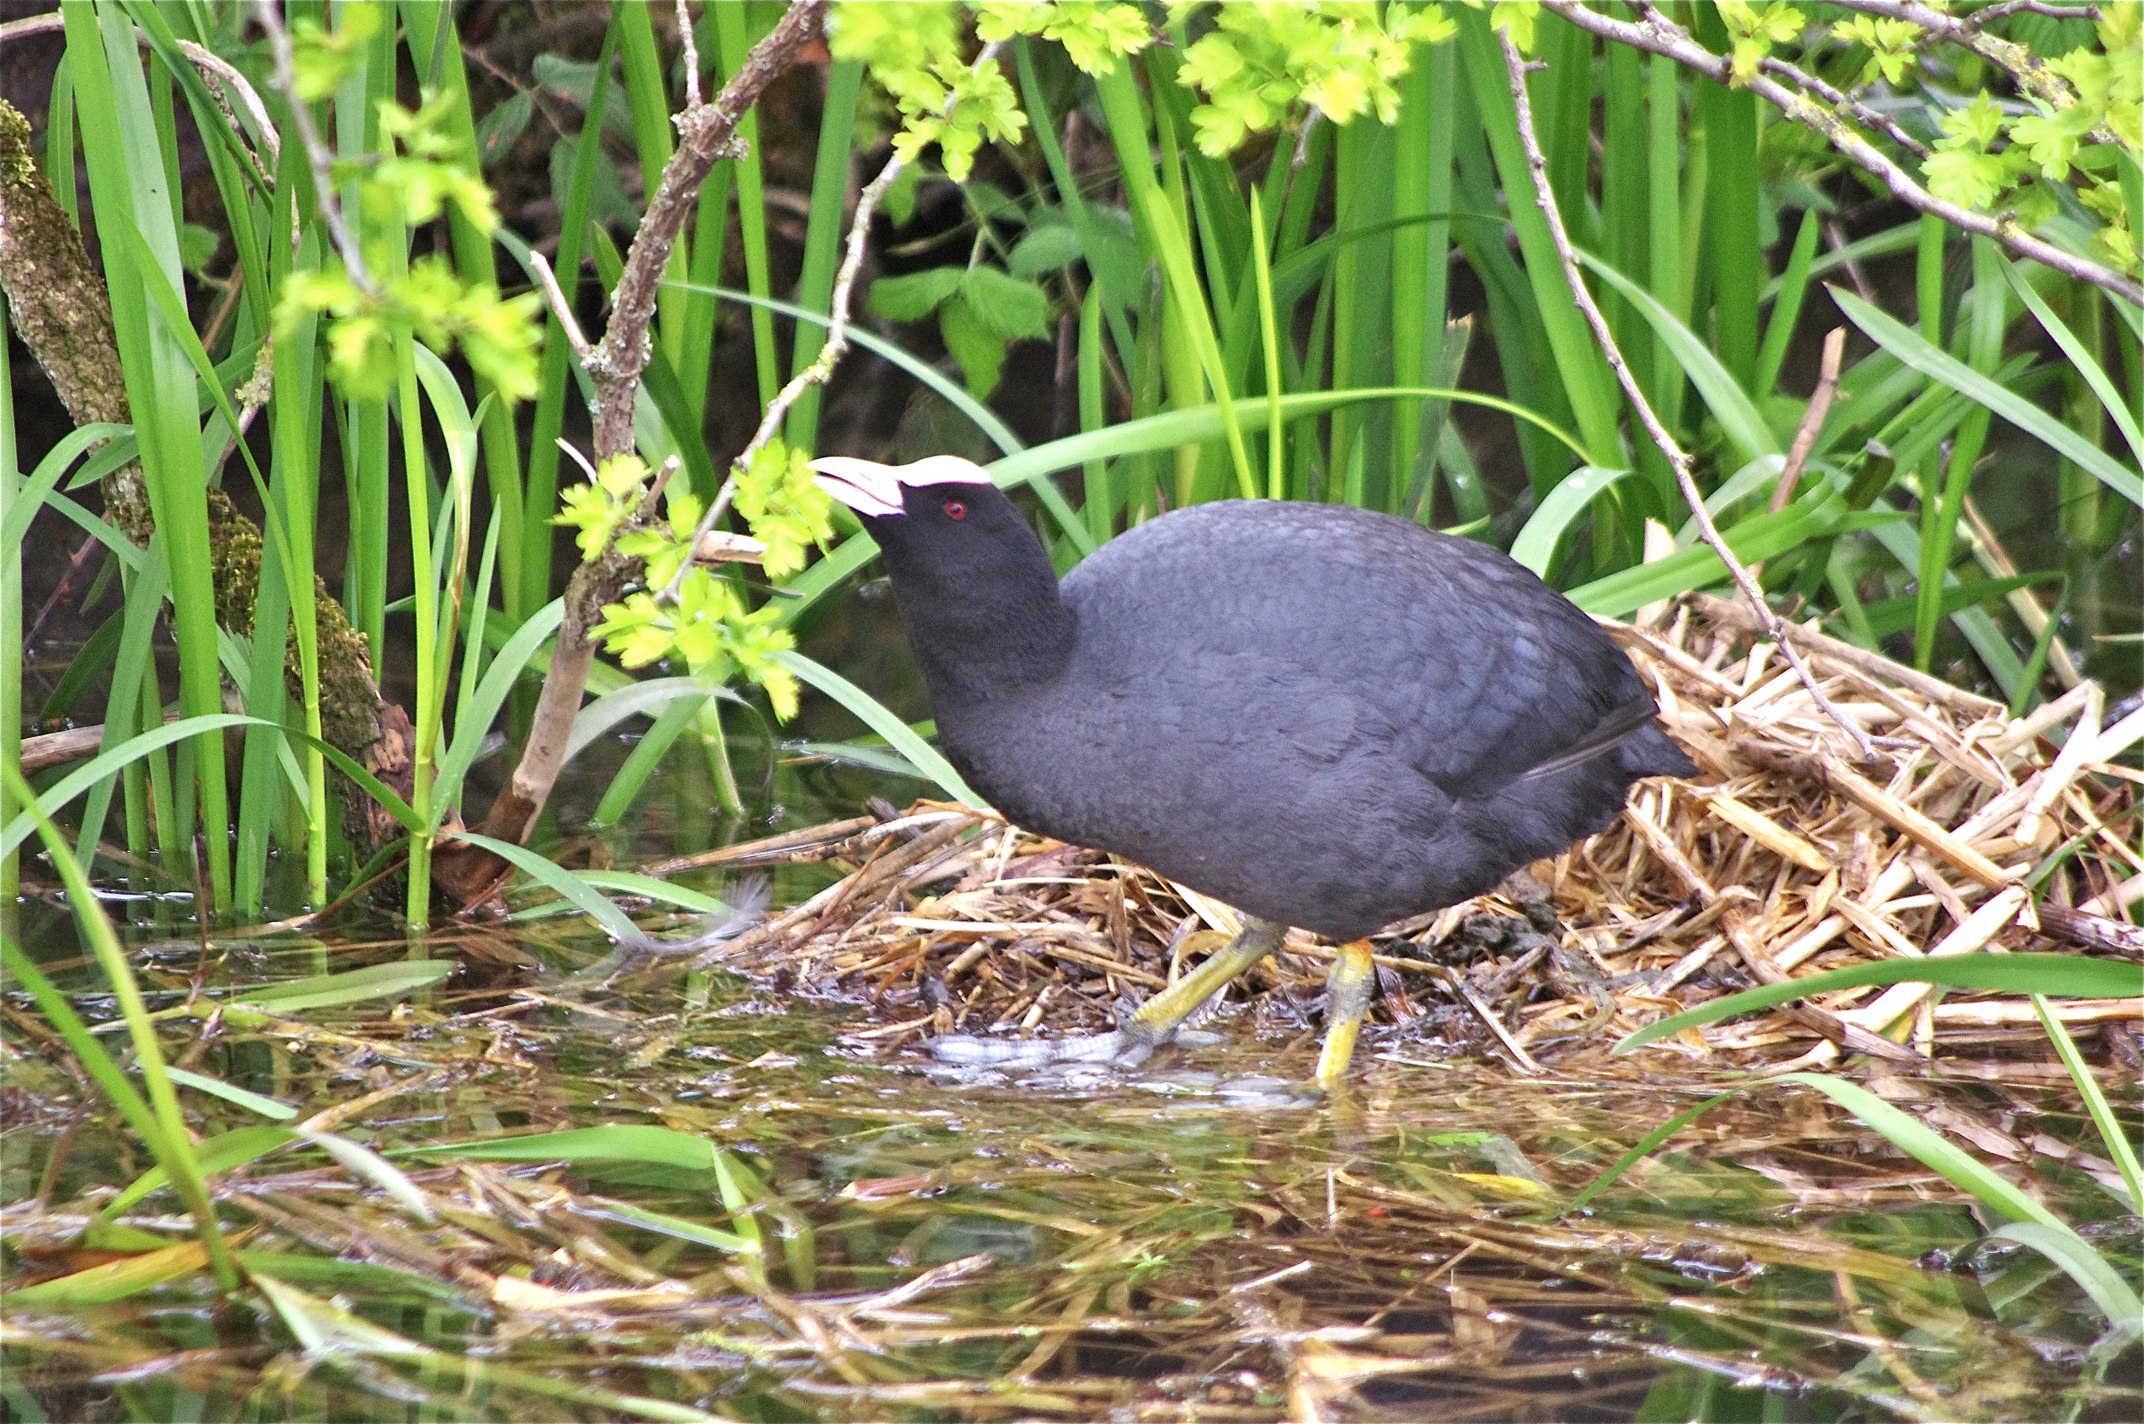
811, 455, 1696, 1085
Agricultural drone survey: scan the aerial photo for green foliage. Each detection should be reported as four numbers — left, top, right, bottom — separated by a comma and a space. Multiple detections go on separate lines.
285, 3, 381, 102
732, 442, 837, 581
570, 441, 834, 722
1718, 1, 1804, 84
867, 262, 1052, 398
595, 577, 800, 722
273, 96, 542, 402
977, 2, 1152, 75
827, 1, 1029, 180
1177, 2, 1456, 157
555, 453, 654, 561
1831, 13, 1920, 85
1853, 7, 2140, 273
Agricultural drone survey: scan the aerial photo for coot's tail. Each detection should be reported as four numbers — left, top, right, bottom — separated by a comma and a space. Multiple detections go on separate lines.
1517, 699, 1695, 784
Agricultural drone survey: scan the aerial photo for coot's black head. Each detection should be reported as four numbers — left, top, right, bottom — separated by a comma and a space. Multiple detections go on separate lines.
810, 455, 1073, 699
809, 455, 1029, 585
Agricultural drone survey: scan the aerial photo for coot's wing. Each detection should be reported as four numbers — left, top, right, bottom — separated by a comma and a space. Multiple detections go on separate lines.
1062, 501, 1654, 798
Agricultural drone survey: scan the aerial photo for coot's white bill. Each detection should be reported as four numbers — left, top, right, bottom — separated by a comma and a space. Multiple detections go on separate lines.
810, 455, 991, 519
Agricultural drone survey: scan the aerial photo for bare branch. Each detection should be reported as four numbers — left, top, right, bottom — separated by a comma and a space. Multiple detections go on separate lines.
1768, 328, 1847, 514
1756, 52, 1926, 159
676, 0, 703, 111
1541, 0, 2144, 309
251, 0, 369, 290
528, 249, 593, 361
1960, 1, 2101, 27
1499, 29, 1880, 762
589, 0, 826, 458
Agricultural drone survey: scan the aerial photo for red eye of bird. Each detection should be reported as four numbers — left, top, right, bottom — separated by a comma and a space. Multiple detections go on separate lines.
943, 499, 967, 520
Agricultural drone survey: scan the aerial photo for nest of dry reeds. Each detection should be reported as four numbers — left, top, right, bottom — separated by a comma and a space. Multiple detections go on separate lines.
695, 594, 2142, 1072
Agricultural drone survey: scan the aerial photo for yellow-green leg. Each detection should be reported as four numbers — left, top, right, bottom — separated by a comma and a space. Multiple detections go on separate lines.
1116, 916, 1286, 1057
931, 917, 1287, 1067
1312, 940, 1376, 1090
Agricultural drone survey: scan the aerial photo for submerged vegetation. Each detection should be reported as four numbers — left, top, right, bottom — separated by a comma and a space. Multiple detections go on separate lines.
3, 1, 2139, 1419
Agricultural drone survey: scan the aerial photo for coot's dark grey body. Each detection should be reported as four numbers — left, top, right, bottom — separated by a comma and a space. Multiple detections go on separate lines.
849, 485, 1694, 942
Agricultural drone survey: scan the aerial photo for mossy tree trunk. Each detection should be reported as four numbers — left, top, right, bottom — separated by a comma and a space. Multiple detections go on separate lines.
0, 99, 414, 857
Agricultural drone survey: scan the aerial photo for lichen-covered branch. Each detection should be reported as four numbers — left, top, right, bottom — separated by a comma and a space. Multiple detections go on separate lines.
1829, 0, 2108, 127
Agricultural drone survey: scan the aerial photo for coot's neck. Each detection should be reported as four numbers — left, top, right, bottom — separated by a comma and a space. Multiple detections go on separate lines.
878, 521, 1076, 705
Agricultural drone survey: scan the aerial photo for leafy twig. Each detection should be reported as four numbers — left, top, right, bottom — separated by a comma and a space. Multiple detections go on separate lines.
1541, 0, 2144, 309
659, 41, 1009, 599
470, 1, 825, 852
587, 0, 826, 459
1830, 0, 2107, 125
1500, 30, 1880, 763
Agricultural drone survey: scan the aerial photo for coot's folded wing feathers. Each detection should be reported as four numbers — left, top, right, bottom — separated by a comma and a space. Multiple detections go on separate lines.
1061, 500, 1654, 797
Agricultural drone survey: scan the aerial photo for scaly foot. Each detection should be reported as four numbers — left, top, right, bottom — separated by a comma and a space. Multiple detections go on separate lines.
925, 917, 1287, 1071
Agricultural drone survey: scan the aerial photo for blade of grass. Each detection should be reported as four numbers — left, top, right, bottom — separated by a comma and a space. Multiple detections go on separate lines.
1510, 466, 1635, 577
446, 831, 643, 942
712, 2, 778, 407
1917, 239, 2008, 669
564, 674, 728, 764
589, 690, 706, 828
780, 57, 863, 451
1561, 1091, 1739, 1216
1834, 286, 2142, 507
1094, 59, 1254, 501
1779, 1072, 2066, 1232
2031, 995, 2143, 1212
517, 16, 618, 621
1391, 39, 1457, 510
776, 651, 981, 805
1, 759, 237, 1288
1458, 11, 1619, 469
2003, 260, 2144, 472
67, 0, 231, 903
1578, 251, 1778, 466
1754, 209, 1820, 397
1614, 952, 2143, 1054
397, 1124, 725, 1169
1248, 187, 1285, 501
1989, 1221, 2143, 1338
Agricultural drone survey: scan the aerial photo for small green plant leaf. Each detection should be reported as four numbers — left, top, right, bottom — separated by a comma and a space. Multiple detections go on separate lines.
164, 1068, 299, 1120
1008, 221, 1086, 275
960, 265, 1054, 340
940, 297, 1008, 398
868, 266, 966, 322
